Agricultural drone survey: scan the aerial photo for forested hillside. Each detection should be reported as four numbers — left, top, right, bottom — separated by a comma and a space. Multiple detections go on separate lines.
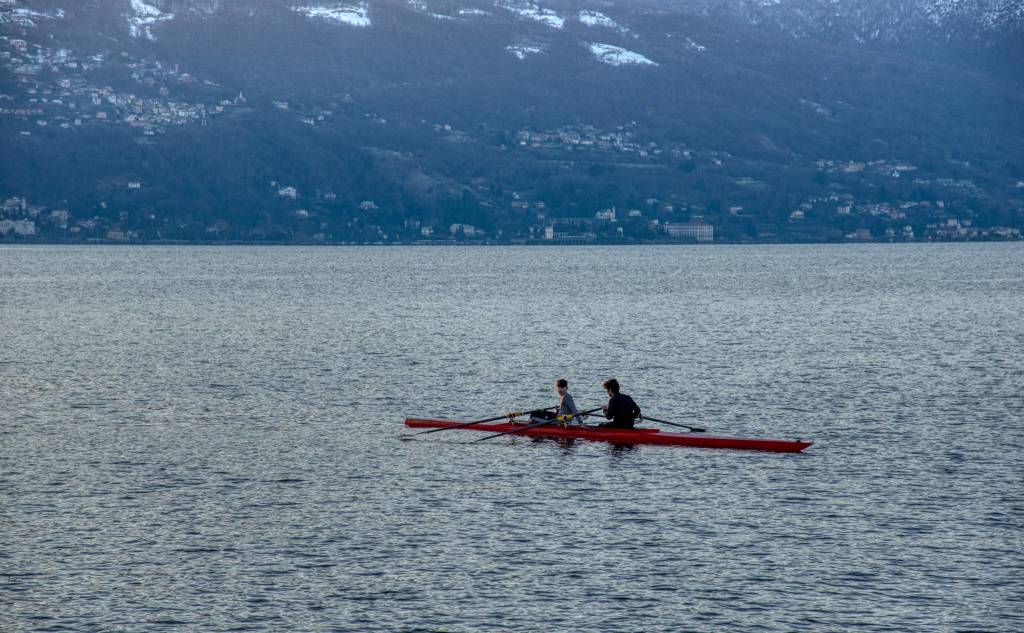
1, 0, 1022, 242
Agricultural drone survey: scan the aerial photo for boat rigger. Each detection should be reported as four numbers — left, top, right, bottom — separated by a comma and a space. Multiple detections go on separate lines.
404, 418, 813, 453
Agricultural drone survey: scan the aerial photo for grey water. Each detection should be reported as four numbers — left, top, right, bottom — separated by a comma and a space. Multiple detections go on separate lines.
2, 244, 1022, 632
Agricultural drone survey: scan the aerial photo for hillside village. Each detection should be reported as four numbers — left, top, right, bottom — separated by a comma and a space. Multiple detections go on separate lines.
3, 30, 1020, 245
1, 34, 243, 135
4, 178, 1022, 244
2, 0, 1022, 244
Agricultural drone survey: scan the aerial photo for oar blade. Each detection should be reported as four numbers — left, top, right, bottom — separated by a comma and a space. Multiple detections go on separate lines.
407, 405, 557, 436
409, 413, 510, 436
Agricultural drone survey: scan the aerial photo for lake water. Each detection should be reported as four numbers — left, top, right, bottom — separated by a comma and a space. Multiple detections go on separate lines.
2, 244, 1022, 632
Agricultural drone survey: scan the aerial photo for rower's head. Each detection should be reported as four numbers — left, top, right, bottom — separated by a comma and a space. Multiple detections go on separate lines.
603, 378, 620, 395
556, 378, 568, 395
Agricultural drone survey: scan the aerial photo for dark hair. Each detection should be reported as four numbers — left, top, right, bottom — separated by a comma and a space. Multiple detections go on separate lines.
556, 378, 568, 388
603, 378, 620, 393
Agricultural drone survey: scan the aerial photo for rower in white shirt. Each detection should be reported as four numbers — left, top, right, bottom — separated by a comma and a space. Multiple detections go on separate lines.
531, 378, 585, 425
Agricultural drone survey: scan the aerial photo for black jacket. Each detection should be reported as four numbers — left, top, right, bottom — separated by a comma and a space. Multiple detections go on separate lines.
602, 393, 641, 428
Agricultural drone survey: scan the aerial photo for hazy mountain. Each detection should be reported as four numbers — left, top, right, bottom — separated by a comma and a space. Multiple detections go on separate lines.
1, 0, 1021, 242
106, 0, 1024, 51
674, 0, 1024, 46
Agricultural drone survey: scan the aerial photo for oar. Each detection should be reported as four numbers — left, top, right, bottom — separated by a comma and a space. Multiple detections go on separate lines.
474, 407, 603, 442
407, 406, 556, 436
641, 415, 705, 433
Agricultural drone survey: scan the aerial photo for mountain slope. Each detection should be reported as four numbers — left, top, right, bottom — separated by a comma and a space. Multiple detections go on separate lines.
1, 0, 1022, 242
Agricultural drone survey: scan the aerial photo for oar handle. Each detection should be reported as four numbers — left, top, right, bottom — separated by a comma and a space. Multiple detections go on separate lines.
473, 418, 552, 442
554, 406, 603, 422
474, 407, 603, 442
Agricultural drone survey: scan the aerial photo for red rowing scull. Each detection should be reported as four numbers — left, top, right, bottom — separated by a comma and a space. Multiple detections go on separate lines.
404, 418, 812, 453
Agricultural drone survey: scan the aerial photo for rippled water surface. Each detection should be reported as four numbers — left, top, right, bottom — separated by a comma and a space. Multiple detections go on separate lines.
2, 244, 1023, 632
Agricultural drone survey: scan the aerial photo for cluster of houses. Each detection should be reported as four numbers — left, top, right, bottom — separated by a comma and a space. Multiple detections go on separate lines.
5, 182, 1023, 243
527, 205, 713, 243
816, 158, 980, 193
835, 219, 1019, 242
1, 36, 241, 135
816, 158, 919, 178
781, 185, 1024, 241
1, 27, 1018, 245
254, 185, 715, 243
245, 177, 1020, 244
787, 193, 947, 223
0, 196, 51, 237
515, 122, 692, 160
926, 218, 1020, 240
0, 195, 145, 241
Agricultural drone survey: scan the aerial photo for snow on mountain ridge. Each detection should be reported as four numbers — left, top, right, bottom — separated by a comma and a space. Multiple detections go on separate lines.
920, 0, 1024, 28
588, 42, 656, 66
578, 10, 619, 29
507, 44, 544, 58
500, 3, 565, 29
94, 0, 1024, 44
292, 4, 371, 27
404, 0, 457, 20
0, 4, 65, 27
127, 0, 174, 39
684, 0, 1024, 40
18, 0, 1019, 53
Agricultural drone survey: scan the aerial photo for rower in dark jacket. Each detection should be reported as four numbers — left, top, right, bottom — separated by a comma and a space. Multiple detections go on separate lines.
600, 378, 641, 428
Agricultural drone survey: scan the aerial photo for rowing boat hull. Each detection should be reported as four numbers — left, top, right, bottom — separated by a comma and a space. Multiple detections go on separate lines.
404, 418, 812, 453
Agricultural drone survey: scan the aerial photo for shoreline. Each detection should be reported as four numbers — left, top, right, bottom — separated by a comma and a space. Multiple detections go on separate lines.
2, 238, 1023, 247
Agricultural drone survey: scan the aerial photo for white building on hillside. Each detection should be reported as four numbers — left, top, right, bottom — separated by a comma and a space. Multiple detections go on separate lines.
664, 221, 713, 242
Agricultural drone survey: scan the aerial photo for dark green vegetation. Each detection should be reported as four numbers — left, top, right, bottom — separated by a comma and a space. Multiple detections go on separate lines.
1, 0, 1022, 242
